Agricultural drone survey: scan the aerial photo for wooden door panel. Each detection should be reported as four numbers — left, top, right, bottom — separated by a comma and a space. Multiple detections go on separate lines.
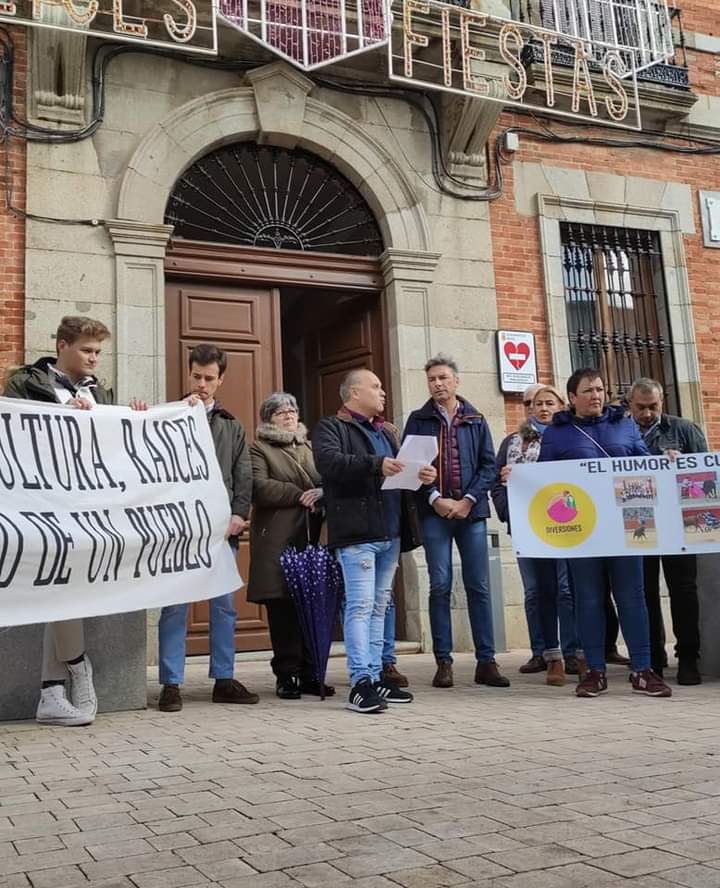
166, 280, 281, 654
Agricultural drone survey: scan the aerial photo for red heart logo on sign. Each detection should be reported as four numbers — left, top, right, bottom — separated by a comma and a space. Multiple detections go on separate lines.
503, 341, 530, 370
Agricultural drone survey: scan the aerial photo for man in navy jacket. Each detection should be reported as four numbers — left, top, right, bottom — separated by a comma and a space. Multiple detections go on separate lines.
539, 367, 671, 700
404, 354, 509, 690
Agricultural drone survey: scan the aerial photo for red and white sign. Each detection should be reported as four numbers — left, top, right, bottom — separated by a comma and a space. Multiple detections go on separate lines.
497, 330, 537, 393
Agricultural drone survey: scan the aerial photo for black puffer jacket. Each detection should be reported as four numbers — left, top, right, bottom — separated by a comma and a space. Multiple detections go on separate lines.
312, 408, 422, 552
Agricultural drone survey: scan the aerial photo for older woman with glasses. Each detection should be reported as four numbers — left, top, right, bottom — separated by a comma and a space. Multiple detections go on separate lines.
247, 392, 333, 699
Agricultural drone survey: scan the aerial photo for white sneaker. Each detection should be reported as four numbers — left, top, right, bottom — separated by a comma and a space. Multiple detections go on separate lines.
67, 656, 98, 720
36, 685, 93, 726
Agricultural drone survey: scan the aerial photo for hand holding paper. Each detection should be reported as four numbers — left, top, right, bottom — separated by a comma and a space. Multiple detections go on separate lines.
382, 435, 438, 491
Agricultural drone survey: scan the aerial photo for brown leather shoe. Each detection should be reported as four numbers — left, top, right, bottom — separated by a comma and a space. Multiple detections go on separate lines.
382, 663, 409, 688
519, 655, 546, 674
432, 662, 454, 688
474, 660, 510, 688
158, 684, 183, 712
546, 660, 566, 687
212, 679, 259, 704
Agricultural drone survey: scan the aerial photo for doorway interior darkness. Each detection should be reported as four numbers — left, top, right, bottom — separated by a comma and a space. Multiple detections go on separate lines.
164, 247, 396, 656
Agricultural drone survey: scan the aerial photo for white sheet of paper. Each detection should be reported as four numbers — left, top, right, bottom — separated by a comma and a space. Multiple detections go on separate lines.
382, 435, 438, 491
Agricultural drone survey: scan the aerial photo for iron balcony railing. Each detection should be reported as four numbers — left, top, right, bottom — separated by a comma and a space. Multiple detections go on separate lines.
510, 0, 689, 89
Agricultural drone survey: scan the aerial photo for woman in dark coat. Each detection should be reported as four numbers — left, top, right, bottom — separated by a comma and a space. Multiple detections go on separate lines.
247, 392, 334, 699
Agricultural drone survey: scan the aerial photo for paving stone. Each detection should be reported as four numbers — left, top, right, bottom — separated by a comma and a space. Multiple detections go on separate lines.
241, 843, 343, 873
483, 843, 585, 873
592, 848, 693, 876
283, 862, 351, 886
333, 847, 438, 878
193, 859, 257, 881
27, 865, 91, 888
441, 857, 514, 880
177, 842, 248, 867
13, 836, 66, 854
558, 835, 637, 858
80, 851, 183, 880
659, 865, 720, 888
146, 833, 200, 852
130, 866, 209, 888
277, 823, 367, 848
660, 838, 720, 862
63, 826, 153, 849
386, 863, 469, 886
217, 874, 297, 888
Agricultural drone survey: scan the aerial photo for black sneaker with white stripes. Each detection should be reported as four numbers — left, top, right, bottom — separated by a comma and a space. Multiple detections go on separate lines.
374, 678, 414, 704
346, 678, 383, 713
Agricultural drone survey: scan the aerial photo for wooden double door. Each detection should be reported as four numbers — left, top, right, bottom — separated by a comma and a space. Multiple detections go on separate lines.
165, 245, 386, 654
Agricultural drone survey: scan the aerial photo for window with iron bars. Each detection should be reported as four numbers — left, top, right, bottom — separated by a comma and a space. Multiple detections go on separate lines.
560, 222, 679, 413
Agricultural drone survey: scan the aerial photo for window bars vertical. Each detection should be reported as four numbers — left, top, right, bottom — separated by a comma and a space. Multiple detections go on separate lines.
560, 222, 679, 413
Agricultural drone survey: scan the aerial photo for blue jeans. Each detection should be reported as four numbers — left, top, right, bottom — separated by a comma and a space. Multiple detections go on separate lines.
421, 515, 495, 664
568, 556, 650, 672
159, 591, 237, 685
522, 559, 578, 660
337, 539, 400, 686
383, 595, 397, 666
517, 557, 546, 657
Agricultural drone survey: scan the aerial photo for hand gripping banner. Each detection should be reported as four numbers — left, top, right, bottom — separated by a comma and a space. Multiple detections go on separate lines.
0, 397, 240, 627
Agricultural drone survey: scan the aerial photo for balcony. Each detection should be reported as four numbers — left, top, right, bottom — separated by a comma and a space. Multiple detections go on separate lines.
510, 0, 689, 89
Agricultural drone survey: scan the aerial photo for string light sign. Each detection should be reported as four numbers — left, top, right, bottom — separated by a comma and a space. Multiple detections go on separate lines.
388, 0, 643, 130
0, 0, 217, 54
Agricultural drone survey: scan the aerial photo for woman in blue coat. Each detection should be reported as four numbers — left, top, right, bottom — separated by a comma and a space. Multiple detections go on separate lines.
539, 368, 671, 699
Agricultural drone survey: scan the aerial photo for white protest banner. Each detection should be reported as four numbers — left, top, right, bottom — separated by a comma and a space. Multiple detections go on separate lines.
508, 451, 720, 558
0, 397, 240, 627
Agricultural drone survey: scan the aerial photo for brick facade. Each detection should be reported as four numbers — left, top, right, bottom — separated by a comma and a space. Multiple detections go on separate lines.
0, 27, 26, 389
491, 1, 720, 444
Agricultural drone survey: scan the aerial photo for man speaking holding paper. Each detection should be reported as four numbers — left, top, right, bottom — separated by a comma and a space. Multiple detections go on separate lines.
313, 369, 436, 714
404, 355, 509, 690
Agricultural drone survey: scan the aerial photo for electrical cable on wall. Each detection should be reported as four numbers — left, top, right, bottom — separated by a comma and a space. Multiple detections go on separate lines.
2, 25, 720, 227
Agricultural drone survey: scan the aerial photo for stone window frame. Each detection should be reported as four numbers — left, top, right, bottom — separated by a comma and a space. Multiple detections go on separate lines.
537, 193, 704, 425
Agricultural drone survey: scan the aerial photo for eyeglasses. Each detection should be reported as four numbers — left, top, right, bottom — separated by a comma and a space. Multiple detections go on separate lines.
273, 409, 298, 418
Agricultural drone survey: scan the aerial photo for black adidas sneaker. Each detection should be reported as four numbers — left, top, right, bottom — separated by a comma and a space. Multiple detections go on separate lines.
374, 678, 414, 704
346, 677, 384, 713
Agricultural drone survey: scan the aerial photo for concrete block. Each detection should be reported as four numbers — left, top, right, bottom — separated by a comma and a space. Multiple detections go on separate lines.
0, 612, 147, 721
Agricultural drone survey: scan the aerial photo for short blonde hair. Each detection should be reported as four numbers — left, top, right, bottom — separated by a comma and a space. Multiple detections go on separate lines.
532, 385, 566, 409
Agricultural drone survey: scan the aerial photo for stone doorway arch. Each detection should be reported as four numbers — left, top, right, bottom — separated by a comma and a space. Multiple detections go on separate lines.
109, 61, 439, 416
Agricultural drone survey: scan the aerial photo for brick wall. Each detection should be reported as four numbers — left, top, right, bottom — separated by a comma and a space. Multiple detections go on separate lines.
0, 26, 26, 390
490, 16, 720, 445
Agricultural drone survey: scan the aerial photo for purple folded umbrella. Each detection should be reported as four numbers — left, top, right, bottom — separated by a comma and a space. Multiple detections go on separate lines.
280, 543, 344, 700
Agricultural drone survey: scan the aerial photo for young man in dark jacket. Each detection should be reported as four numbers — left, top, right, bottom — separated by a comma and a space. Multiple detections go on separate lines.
3, 315, 142, 727
404, 355, 509, 690
628, 377, 707, 685
313, 368, 436, 713
539, 367, 671, 699
157, 344, 258, 712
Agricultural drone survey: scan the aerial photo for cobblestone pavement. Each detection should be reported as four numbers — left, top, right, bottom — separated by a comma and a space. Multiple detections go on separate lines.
2, 652, 720, 888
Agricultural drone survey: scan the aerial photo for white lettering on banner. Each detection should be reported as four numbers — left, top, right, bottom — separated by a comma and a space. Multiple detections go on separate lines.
0, 397, 240, 627
508, 454, 720, 558
389, 0, 642, 131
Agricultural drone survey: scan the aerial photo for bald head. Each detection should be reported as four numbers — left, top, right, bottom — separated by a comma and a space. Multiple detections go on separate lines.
340, 368, 386, 419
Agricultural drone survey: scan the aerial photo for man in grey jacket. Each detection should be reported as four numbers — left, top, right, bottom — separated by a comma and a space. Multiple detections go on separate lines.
628, 378, 707, 685
157, 343, 257, 711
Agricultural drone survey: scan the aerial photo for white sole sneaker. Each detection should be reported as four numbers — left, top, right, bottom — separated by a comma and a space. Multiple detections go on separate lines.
67, 657, 98, 720
36, 685, 94, 727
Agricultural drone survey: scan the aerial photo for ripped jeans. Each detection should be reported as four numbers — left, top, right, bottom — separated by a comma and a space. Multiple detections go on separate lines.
336, 539, 401, 687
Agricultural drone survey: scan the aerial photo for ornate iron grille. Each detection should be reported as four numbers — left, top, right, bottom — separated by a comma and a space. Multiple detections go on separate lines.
165, 143, 384, 256
560, 222, 679, 412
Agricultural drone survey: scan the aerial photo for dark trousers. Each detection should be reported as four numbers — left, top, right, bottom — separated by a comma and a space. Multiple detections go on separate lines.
604, 584, 620, 655
644, 554, 700, 669
265, 599, 313, 680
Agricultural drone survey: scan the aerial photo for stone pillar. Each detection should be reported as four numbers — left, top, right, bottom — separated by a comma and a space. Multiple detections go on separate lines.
0, 615, 147, 721
381, 248, 440, 649
106, 220, 174, 406
107, 219, 173, 668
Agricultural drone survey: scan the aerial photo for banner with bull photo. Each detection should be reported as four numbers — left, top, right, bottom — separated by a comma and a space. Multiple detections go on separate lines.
0, 397, 240, 627
508, 451, 720, 558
